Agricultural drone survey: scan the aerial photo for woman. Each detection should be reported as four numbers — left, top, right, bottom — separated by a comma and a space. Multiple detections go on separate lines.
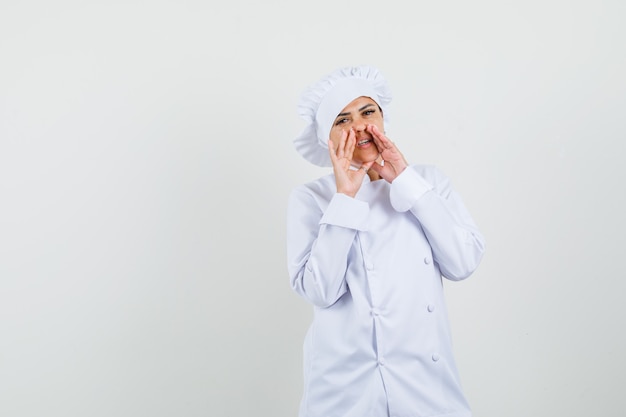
287, 65, 485, 417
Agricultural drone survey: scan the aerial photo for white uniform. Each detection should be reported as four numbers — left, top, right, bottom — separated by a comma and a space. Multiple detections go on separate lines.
287, 164, 485, 417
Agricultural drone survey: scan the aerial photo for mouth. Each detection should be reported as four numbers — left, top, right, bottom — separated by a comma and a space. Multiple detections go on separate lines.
357, 138, 372, 147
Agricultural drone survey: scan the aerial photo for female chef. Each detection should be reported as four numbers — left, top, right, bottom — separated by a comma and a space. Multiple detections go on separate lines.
287, 65, 485, 417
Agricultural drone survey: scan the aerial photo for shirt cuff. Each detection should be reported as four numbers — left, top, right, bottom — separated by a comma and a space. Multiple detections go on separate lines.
319, 193, 369, 231
389, 167, 434, 212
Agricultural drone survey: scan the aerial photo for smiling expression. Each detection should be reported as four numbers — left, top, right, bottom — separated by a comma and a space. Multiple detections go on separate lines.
329, 96, 384, 166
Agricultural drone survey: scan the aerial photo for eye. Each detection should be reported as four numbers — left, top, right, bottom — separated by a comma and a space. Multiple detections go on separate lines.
362, 109, 376, 116
334, 117, 349, 126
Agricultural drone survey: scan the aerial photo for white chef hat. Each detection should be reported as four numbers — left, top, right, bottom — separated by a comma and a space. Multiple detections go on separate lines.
293, 65, 392, 167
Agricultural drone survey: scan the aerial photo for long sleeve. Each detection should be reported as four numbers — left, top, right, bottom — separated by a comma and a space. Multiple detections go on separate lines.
389, 165, 485, 280
289, 167, 480, 417
287, 187, 369, 308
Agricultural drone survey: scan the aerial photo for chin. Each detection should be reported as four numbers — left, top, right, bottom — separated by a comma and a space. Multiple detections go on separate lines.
356, 152, 381, 165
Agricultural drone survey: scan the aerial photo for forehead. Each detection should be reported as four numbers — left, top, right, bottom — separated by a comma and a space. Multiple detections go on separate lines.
338, 96, 378, 115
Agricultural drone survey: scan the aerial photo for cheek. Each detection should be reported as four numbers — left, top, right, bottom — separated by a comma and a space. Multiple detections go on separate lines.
328, 129, 342, 148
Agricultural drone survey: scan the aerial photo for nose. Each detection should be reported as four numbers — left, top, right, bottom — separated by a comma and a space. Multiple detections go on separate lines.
353, 120, 367, 134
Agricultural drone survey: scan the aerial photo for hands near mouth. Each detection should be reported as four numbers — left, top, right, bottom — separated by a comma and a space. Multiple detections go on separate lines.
328, 128, 375, 198
367, 124, 408, 183
329, 125, 409, 198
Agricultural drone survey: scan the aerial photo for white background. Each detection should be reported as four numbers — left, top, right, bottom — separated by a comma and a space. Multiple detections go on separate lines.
1, 1, 625, 416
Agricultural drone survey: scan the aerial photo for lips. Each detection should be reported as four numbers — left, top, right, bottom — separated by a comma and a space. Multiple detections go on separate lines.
357, 139, 372, 147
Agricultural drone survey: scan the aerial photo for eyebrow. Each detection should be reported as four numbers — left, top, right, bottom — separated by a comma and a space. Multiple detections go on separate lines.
335, 103, 377, 119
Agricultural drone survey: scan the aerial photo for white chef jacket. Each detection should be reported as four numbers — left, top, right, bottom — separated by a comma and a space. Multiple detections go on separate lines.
287, 164, 485, 417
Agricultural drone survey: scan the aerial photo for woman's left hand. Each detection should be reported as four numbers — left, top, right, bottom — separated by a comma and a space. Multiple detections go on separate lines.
367, 124, 408, 182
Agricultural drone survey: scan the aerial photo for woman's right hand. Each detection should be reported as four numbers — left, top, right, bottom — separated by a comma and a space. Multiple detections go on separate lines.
328, 128, 374, 198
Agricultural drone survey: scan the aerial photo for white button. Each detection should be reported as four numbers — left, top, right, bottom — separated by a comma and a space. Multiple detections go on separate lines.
424, 257, 431, 265
371, 308, 381, 317
378, 359, 385, 366
432, 353, 440, 362
427, 304, 435, 312
366, 261, 374, 270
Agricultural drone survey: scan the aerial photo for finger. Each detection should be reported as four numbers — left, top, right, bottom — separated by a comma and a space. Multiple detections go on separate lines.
368, 124, 392, 150
370, 161, 396, 183
336, 129, 348, 160
355, 165, 369, 180
367, 125, 387, 154
361, 160, 375, 172
353, 160, 374, 182
369, 161, 384, 175
328, 139, 338, 163
345, 128, 356, 160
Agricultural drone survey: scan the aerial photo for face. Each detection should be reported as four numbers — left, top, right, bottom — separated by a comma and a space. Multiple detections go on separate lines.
329, 96, 384, 166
